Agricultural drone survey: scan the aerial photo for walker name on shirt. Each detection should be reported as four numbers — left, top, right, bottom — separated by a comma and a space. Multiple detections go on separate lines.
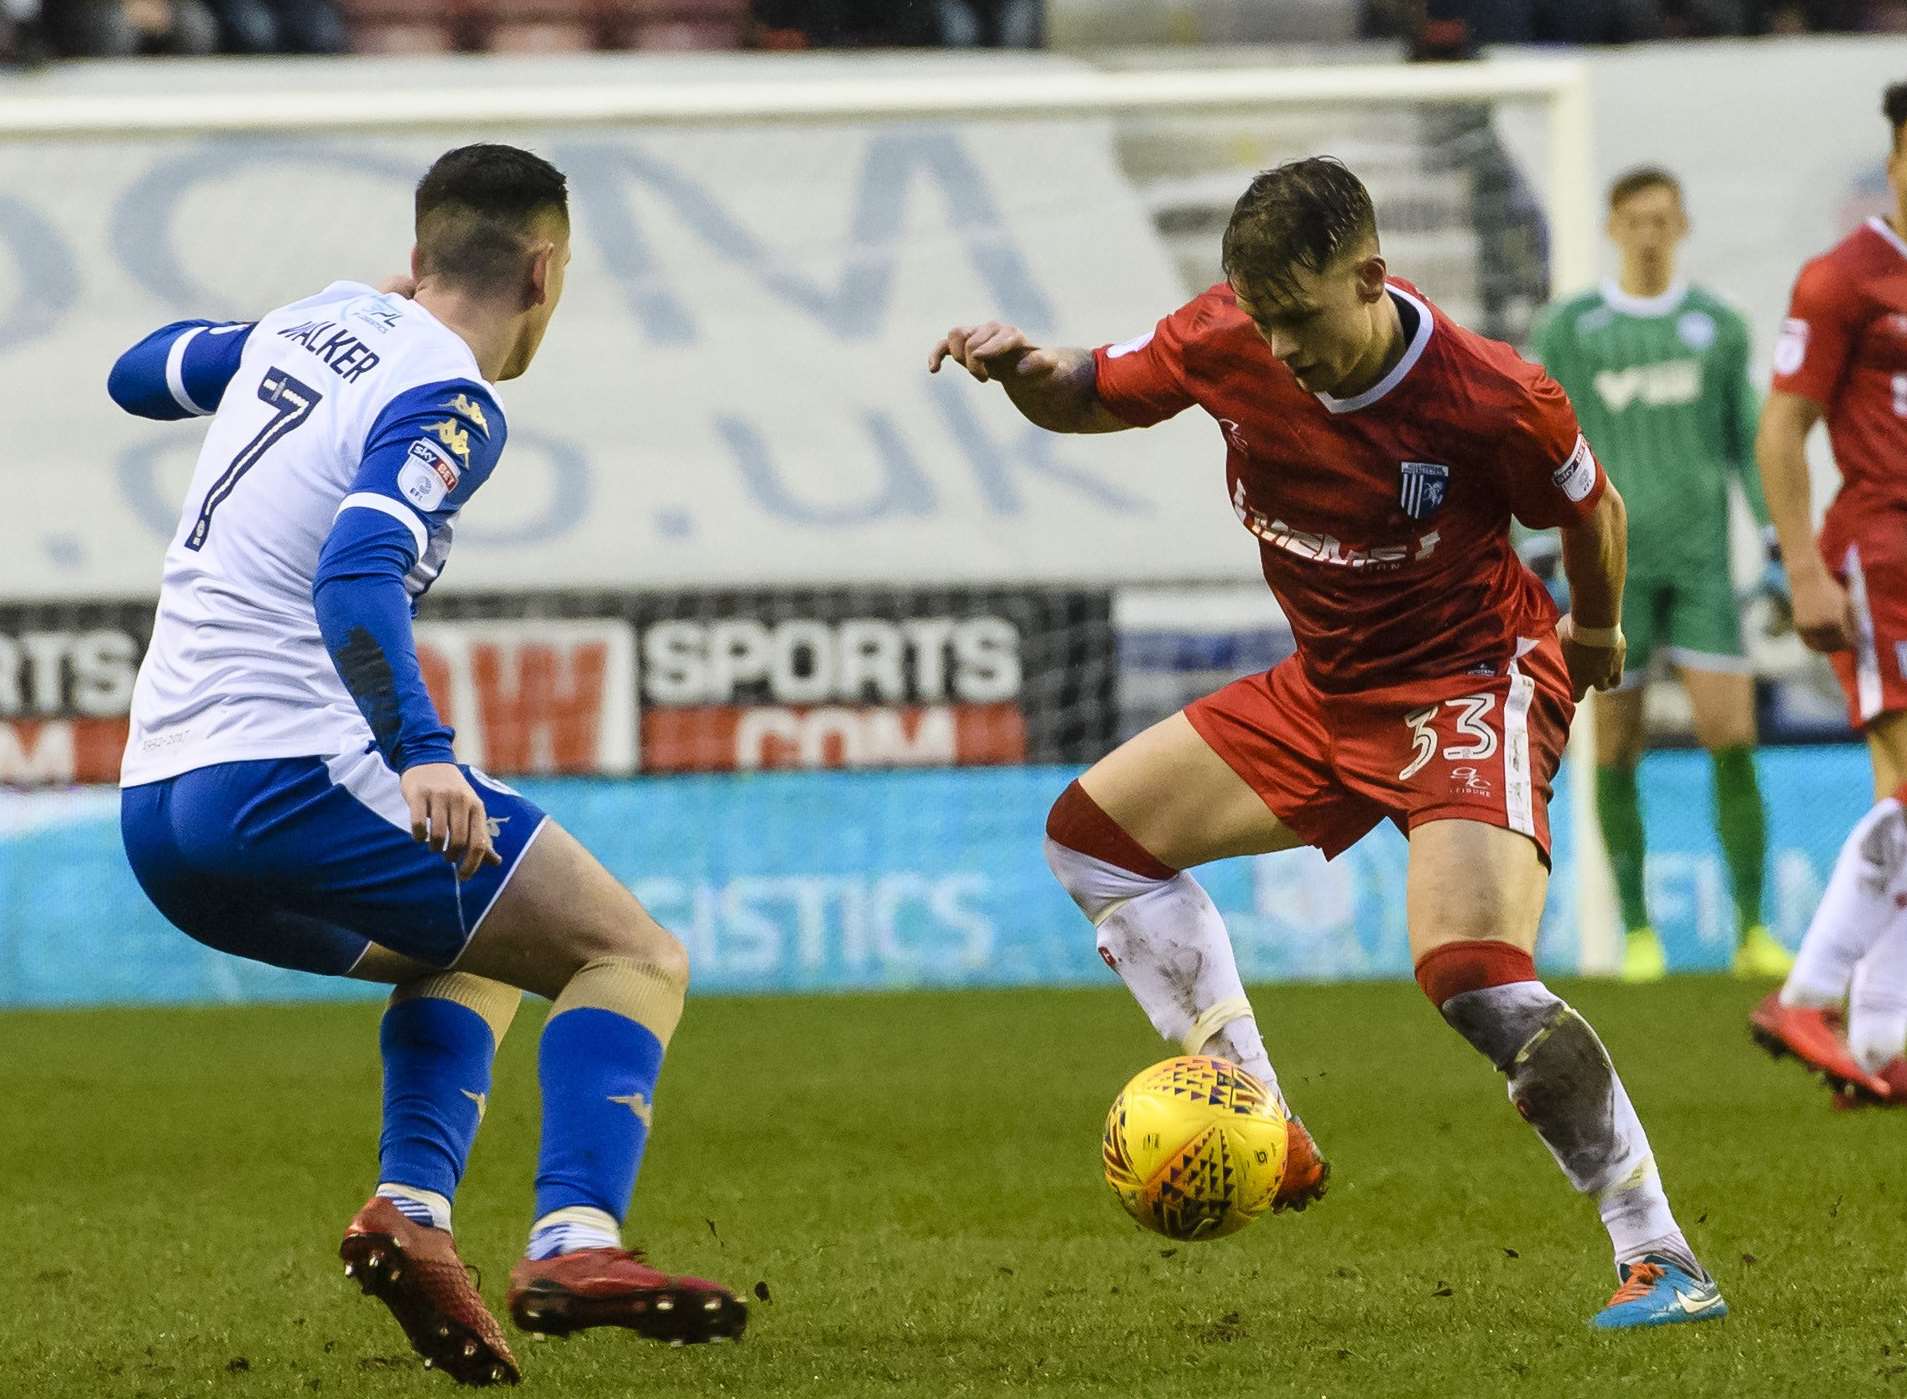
274, 319, 382, 382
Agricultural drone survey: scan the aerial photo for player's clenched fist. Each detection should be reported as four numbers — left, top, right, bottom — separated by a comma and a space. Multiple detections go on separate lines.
1555, 615, 1626, 700
400, 762, 501, 880
1789, 565, 1855, 654
928, 322, 1058, 382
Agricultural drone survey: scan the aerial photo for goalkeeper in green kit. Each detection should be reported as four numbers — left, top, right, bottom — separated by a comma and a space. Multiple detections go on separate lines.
1530, 166, 1791, 982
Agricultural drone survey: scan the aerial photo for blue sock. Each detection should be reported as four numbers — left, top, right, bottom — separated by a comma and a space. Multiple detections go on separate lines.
378, 997, 496, 1207
533, 1007, 665, 1226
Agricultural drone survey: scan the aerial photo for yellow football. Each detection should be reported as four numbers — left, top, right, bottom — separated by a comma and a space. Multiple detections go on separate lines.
1102, 1055, 1289, 1241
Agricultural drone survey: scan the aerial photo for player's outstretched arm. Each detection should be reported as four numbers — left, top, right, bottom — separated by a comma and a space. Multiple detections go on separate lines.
1556, 484, 1629, 700
106, 319, 253, 420
1757, 389, 1849, 653
928, 322, 1135, 433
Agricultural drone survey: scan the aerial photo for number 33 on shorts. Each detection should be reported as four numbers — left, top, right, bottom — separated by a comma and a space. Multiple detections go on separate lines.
1399, 694, 1498, 780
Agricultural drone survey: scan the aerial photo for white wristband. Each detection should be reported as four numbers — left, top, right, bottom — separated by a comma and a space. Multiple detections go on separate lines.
1569, 622, 1623, 647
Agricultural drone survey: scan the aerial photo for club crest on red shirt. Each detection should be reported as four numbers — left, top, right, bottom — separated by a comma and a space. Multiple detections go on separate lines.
1399, 461, 1450, 520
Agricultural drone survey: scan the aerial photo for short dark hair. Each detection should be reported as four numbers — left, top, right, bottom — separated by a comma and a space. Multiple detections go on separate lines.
1608, 165, 1681, 210
1221, 157, 1378, 298
1886, 82, 1907, 149
414, 144, 569, 294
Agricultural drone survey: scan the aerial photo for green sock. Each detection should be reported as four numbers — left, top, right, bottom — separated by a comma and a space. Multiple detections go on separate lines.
1711, 745, 1767, 940
1595, 763, 1650, 934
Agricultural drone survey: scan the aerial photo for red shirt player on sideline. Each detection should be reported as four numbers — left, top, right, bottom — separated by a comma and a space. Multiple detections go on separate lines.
1763, 127, 1907, 750
930, 159, 1732, 1330
1747, 83, 1907, 1105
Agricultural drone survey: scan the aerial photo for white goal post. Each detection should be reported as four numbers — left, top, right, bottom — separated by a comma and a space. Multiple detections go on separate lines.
0, 54, 1614, 975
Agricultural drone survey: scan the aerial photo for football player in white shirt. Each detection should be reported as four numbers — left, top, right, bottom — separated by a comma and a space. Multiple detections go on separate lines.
114, 144, 743, 1385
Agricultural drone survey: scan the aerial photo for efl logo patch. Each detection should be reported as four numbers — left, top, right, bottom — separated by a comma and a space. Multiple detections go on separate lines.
1551, 435, 1598, 503
1106, 330, 1155, 359
1773, 318, 1809, 376
1398, 461, 1450, 520
399, 438, 459, 510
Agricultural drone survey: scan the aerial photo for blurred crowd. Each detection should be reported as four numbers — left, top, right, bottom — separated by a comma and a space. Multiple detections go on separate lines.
1384, 0, 1902, 44
0, 0, 1892, 65
0, 0, 1038, 62
2, 0, 345, 58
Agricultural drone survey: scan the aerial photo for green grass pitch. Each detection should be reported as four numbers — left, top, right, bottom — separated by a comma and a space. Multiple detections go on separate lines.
1, 976, 1898, 1398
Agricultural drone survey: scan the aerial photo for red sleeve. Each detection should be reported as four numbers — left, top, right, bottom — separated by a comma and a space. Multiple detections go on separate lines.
1091, 294, 1205, 427
1770, 255, 1859, 406
1500, 370, 1607, 530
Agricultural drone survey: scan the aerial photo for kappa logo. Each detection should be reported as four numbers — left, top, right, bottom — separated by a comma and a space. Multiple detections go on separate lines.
431, 418, 472, 466
1398, 461, 1450, 521
461, 1088, 488, 1122
609, 1091, 655, 1127
445, 393, 490, 433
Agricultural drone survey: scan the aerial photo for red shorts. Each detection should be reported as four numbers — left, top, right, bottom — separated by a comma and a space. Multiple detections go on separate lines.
1829, 540, 1907, 729
1184, 635, 1576, 861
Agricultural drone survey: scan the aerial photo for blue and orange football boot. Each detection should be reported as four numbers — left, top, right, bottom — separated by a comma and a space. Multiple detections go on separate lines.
1590, 1254, 1727, 1330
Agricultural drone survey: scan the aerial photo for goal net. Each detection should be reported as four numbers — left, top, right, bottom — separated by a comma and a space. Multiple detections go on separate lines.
0, 55, 1620, 1005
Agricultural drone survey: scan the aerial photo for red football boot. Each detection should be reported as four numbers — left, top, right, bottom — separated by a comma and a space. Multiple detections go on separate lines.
1272, 1116, 1330, 1213
339, 1197, 520, 1386
507, 1248, 747, 1345
1832, 1055, 1907, 1110
1749, 992, 1891, 1103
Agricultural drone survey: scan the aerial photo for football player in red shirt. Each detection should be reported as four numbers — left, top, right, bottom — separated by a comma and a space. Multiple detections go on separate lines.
1750, 82, 1907, 1104
931, 158, 1724, 1329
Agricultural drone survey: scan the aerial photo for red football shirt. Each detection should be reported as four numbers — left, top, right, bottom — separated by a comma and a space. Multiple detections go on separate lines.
1092, 280, 1606, 691
1771, 216, 1907, 566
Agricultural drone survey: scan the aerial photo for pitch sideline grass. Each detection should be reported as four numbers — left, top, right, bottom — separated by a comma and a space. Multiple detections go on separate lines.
0, 977, 1896, 1398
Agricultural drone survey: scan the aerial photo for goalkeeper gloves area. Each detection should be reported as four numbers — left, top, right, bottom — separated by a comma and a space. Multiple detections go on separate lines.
1752, 525, 1792, 636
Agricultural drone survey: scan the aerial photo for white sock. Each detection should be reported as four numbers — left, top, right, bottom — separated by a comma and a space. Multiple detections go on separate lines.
1045, 837, 1284, 1107
1784, 797, 1907, 1009
1438, 981, 1695, 1275
1595, 1161, 1697, 1275
1848, 910, 1907, 1074
376, 1182, 451, 1232
526, 1205, 620, 1260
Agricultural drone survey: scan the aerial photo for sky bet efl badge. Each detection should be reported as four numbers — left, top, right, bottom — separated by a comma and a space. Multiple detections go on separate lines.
1398, 461, 1450, 520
